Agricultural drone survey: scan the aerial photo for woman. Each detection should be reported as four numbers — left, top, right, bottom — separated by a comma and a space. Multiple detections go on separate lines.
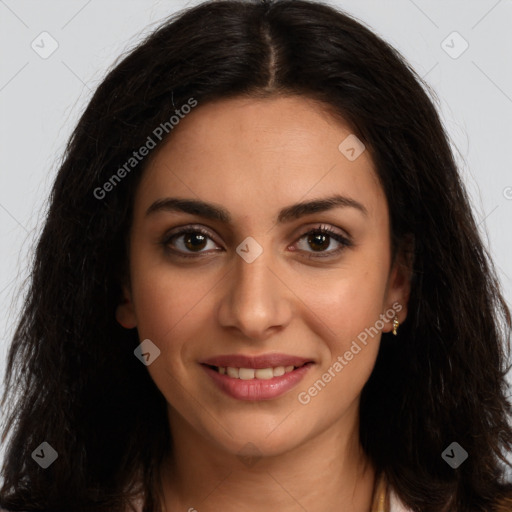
1, 0, 511, 510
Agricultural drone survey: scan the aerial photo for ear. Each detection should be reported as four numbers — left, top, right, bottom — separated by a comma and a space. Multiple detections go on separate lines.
116, 284, 138, 329
382, 235, 414, 333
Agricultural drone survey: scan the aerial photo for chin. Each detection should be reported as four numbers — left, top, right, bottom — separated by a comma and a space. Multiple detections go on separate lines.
209, 418, 310, 459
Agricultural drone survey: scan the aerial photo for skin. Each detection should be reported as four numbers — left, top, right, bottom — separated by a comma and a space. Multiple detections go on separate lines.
116, 95, 411, 511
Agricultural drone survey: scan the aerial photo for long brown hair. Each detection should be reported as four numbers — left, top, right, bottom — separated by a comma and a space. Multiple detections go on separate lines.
1, 1, 511, 510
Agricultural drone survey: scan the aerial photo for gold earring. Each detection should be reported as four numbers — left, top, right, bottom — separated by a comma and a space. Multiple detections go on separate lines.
392, 315, 400, 336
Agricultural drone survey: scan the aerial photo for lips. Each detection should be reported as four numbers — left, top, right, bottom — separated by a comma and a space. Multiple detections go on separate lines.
200, 353, 314, 401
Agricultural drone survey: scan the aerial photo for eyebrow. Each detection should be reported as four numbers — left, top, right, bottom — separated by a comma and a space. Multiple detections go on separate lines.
145, 194, 368, 223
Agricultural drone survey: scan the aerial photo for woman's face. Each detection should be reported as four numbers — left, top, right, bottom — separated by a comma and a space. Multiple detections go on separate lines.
117, 95, 410, 458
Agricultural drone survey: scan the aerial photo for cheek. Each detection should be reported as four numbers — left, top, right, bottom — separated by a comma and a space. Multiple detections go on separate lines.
309, 265, 390, 345
297, 280, 385, 414
315, 283, 385, 385
129, 258, 218, 350
300, 255, 389, 397
129, 266, 217, 403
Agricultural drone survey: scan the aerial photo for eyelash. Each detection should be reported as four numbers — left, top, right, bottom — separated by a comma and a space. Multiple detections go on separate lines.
160, 224, 353, 260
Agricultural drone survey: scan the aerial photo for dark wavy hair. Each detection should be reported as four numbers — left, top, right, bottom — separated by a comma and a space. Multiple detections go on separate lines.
1, 0, 511, 511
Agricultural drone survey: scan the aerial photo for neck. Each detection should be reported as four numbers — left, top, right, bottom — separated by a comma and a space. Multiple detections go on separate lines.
158, 406, 376, 512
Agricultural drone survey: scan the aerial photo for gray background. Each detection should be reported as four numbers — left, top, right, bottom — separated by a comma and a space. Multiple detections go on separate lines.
1, 0, 511, 469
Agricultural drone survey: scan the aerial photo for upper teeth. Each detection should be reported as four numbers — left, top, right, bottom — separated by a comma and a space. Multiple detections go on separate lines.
218, 366, 295, 380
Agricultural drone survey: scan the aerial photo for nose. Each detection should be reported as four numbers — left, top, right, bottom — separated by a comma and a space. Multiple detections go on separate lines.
216, 243, 293, 341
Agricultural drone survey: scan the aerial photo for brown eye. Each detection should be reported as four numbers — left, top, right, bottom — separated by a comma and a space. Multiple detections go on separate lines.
306, 232, 331, 252
294, 225, 353, 258
181, 232, 208, 252
161, 227, 221, 258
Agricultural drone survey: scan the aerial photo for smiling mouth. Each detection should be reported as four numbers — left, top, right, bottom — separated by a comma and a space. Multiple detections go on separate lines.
203, 363, 310, 380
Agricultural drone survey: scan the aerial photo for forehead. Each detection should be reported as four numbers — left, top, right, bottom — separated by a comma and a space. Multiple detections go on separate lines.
135, 95, 386, 223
